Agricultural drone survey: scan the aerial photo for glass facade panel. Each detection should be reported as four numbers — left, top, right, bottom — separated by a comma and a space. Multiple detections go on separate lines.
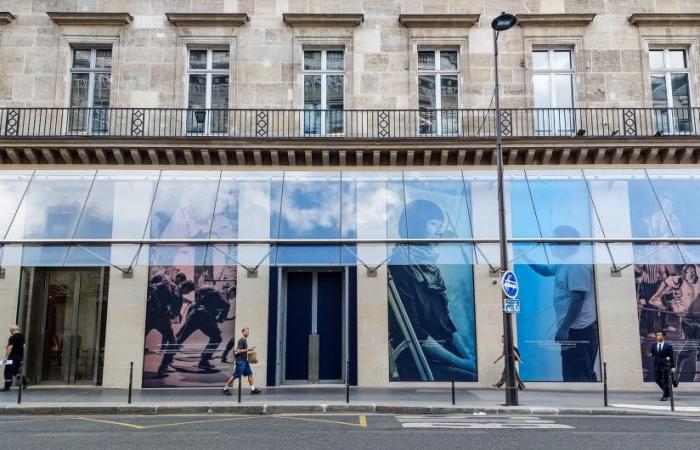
6, 171, 95, 240
0, 170, 33, 238
272, 172, 342, 264
74, 170, 159, 239
509, 170, 600, 382
149, 171, 220, 239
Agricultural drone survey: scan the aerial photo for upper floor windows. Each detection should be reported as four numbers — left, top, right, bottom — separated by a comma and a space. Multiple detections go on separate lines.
532, 49, 575, 136
187, 49, 230, 134
418, 49, 459, 135
303, 49, 345, 135
70, 48, 112, 134
649, 48, 691, 134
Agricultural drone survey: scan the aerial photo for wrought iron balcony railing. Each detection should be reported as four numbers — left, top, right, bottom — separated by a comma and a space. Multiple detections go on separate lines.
0, 107, 697, 139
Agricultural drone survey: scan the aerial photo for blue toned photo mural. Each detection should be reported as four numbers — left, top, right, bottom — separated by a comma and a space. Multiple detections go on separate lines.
630, 175, 700, 382
510, 174, 601, 382
387, 175, 477, 381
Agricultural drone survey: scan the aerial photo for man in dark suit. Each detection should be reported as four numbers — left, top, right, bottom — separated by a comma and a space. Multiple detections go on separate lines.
648, 330, 676, 401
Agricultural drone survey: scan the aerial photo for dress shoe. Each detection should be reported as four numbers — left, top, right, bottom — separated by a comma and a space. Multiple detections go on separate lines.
660, 396, 668, 401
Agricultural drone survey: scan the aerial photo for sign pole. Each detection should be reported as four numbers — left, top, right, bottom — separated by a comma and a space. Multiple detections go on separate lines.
493, 16, 519, 406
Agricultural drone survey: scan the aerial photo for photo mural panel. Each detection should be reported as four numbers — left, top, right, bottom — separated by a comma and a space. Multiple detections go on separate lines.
143, 246, 238, 388
630, 176, 700, 382
387, 175, 477, 382
510, 176, 601, 382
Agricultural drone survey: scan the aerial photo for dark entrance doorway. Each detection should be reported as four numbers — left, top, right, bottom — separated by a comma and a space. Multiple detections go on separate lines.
280, 269, 345, 384
17, 268, 109, 385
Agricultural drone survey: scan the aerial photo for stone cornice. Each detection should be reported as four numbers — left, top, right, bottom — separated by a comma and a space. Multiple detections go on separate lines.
282, 13, 364, 27
165, 13, 249, 27
46, 12, 133, 26
398, 14, 480, 28
516, 13, 596, 27
0, 12, 16, 24
628, 13, 700, 26
2, 137, 698, 167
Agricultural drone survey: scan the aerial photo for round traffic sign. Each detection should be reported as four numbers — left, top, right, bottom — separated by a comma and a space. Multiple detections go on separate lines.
501, 270, 519, 299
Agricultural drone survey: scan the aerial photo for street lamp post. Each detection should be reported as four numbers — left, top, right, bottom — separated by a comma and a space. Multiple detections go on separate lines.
491, 12, 519, 407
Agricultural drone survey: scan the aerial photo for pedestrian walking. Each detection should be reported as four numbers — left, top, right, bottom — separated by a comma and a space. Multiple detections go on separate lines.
2, 325, 28, 392
493, 335, 525, 390
223, 327, 261, 396
648, 330, 675, 401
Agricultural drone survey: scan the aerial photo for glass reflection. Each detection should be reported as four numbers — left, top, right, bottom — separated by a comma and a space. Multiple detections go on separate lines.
0, 170, 33, 238
75, 170, 159, 239
6, 170, 95, 240
149, 171, 220, 239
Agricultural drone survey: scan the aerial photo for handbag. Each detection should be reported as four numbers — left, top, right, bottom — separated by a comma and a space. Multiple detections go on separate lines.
672, 370, 680, 388
248, 350, 258, 364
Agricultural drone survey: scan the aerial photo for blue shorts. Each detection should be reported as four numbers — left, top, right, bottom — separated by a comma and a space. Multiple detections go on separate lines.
233, 360, 253, 378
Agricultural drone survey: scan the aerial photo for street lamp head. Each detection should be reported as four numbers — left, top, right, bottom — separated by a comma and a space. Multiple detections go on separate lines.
491, 12, 518, 31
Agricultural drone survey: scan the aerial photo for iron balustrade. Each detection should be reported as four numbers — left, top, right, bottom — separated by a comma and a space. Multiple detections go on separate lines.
0, 107, 698, 138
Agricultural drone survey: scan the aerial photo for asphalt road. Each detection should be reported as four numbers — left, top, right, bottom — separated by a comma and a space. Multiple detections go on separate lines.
0, 414, 699, 450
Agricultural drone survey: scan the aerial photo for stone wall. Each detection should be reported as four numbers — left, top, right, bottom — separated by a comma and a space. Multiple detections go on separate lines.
1, 1, 700, 110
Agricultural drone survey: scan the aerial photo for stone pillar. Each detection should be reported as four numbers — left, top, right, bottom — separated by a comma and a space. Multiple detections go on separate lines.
590, 176, 644, 390
101, 264, 149, 388
234, 178, 272, 387
471, 177, 505, 387
356, 249, 389, 387
0, 267, 21, 331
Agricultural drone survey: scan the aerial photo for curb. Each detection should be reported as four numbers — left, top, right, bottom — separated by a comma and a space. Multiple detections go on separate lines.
1, 403, 698, 417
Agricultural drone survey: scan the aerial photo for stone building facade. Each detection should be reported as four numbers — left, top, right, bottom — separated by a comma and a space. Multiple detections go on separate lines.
1, 1, 700, 393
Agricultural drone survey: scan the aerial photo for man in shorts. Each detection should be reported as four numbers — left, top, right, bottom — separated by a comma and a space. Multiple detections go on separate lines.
223, 327, 261, 395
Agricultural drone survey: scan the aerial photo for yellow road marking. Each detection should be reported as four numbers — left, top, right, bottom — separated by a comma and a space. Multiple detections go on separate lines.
277, 415, 367, 428
76, 415, 263, 431
76, 417, 146, 430
75, 414, 368, 431
139, 416, 262, 430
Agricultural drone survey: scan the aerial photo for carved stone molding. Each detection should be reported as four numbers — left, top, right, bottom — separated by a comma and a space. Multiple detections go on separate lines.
282, 13, 364, 27
0, 12, 16, 24
166, 13, 249, 27
517, 14, 596, 27
628, 14, 700, 26
47, 12, 133, 26
2, 137, 698, 167
398, 14, 480, 28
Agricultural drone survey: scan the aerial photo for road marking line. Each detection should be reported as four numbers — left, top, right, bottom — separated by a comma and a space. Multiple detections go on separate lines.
276, 415, 367, 428
139, 416, 262, 430
76, 417, 145, 430
396, 415, 573, 430
612, 404, 700, 412
76, 415, 262, 431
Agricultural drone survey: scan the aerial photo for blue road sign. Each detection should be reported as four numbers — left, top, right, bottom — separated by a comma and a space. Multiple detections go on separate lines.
504, 298, 520, 314
501, 270, 519, 299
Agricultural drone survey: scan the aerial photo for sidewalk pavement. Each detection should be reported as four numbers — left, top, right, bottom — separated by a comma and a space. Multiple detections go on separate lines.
1, 386, 698, 416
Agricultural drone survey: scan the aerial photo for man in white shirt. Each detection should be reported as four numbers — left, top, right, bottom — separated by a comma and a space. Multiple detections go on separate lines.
527, 225, 599, 382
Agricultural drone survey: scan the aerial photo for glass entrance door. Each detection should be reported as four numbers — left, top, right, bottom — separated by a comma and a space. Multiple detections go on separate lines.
20, 268, 108, 385
282, 269, 345, 384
